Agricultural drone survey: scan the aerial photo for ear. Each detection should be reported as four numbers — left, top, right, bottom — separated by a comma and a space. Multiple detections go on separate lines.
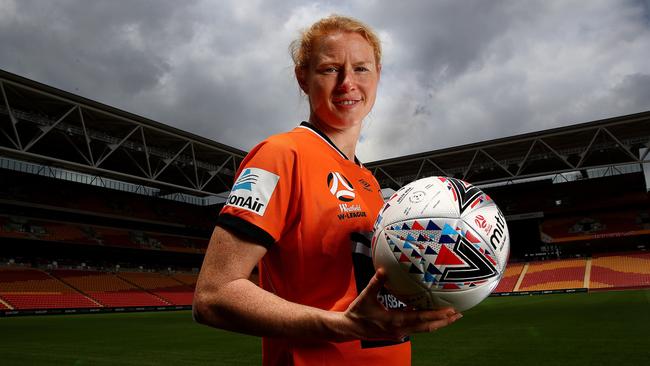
377, 63, 382, 81
295, 66, 309, 94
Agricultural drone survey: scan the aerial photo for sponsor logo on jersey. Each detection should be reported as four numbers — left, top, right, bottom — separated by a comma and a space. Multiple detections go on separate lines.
327, 171, 356, 201
337, 203, 367, 220
226, 167, 279, 216
358, 178, 373, 192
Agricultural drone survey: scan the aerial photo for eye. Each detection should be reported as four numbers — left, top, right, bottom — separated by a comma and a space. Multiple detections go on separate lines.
355, 66, 370, 72
323, 66, 339, 73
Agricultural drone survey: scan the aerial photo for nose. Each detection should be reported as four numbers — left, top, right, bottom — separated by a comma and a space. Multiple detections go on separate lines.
337, 68, 355, 92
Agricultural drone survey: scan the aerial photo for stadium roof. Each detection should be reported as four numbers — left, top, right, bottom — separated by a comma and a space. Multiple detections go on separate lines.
2, 68, 649, 196
366, 110, 650, 189
0, 69, 246, 199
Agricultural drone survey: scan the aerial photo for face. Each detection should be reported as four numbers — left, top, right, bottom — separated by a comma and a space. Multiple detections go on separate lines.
297, 32, 380, 131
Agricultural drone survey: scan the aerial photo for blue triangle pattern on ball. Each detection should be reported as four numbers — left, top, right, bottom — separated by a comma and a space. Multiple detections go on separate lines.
424, 272, 435, 283
442, 224, 459, 236
409, 264, 423, 274
427, 263, 442, 275
401, 223, 411, 230
424, 246, 437, 255
426, 220, 441, 231
439, 235, 456, 244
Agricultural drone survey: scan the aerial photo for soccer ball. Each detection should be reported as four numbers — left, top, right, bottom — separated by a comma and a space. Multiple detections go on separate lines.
371, 176, 509, 311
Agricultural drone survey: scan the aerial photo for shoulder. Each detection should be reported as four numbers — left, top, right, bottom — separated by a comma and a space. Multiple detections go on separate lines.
247, 126, 318, 160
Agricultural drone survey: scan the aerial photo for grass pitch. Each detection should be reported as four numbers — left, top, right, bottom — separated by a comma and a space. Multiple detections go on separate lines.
1, 290, 649, 365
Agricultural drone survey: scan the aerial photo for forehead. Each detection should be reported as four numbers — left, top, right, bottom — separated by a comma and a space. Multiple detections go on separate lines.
312, 32, 376, 64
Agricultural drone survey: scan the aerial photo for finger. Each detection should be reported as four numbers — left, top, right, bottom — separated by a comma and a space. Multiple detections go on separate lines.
407, 312, 463, 334
410, 307, 457, 322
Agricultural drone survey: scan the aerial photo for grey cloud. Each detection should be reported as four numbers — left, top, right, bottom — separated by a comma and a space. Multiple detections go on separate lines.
1, 0, 649, 162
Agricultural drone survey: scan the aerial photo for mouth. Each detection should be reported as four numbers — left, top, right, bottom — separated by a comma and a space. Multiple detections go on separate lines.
333, 98, 362, 107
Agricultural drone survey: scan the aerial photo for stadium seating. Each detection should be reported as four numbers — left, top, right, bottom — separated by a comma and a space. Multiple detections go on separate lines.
0, 267, 100, 309
590, 253, 650, 289
116, 272, 195, 305
0, 215, 209, 253
517, 258, 586, 291
0, 170, 218, 230
52, 269, 170, 307
493, 262, 525, 293
0, 299, 10, 310
541, 210, 650, 244
170, 273, 198, 287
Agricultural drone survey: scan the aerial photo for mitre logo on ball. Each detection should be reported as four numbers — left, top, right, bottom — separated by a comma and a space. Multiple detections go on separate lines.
372, 176, 510, 311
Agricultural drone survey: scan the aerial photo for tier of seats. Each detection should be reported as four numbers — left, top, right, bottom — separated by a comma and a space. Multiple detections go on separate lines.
590, 253, 650, 289
516, 259, 586, 291
116, 272, 194, 305
493, 263, 524, 293
540, 210, 649, 244
0, 267, 99, 309
53, 269, 170, 307
0, 215, 209, 253
0, 169, 218, 230
170, 273, 198, 287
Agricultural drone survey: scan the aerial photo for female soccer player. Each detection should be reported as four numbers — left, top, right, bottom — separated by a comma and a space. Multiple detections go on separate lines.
193, 15, 462, 366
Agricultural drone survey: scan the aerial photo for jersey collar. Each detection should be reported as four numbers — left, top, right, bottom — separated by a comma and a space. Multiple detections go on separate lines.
298, 121, 362, 166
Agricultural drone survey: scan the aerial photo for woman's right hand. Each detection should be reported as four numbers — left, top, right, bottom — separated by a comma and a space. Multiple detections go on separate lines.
338, 269, 463, 342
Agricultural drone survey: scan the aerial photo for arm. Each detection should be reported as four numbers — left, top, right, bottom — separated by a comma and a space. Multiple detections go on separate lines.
193, 226, 462, 342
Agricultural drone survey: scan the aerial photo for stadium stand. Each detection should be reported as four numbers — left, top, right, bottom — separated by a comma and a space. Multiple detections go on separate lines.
0, 267, 100, 309
517, 258, 586, 291
0, 215, 209, 253
0, 170, 218, 231
52, 269, 170, 307
170, 273, 198, 287
540, 209, 650, 244
493, 262, 525, 293
116, 271, 194, 305
590, 252, 650, 290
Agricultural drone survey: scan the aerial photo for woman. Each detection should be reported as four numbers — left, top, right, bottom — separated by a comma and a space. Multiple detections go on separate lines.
193, 15, 462, 366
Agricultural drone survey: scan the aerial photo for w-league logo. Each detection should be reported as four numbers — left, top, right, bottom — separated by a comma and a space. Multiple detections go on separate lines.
327, 171, 355, 202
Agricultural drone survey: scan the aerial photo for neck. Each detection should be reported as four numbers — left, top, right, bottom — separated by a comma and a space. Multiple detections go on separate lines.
309, 117, 362, 161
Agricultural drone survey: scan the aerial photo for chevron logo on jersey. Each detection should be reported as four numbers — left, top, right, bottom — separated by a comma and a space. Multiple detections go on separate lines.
227, 167, 279, 216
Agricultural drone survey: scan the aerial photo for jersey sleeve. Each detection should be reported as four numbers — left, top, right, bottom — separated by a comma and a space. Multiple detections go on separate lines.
217, 136, 299, 247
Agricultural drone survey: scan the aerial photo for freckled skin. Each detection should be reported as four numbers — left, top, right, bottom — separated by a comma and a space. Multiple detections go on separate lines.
296, 32, 381, 159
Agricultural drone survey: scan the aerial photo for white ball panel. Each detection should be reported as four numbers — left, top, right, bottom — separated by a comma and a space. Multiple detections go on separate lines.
461, 204, 510, 271
373, 229, 432, 308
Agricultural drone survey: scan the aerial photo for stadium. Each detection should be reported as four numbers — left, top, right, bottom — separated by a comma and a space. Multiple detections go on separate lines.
1, 68, 649, 365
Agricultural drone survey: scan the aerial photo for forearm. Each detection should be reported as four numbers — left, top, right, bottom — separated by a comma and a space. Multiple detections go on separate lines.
193, 277, 352, 341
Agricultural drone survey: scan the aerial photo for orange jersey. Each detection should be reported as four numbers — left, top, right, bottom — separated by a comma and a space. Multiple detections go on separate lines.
219, 122, 410, 366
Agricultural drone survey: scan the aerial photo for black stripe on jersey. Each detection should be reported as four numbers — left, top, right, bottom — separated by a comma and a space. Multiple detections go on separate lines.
217, 214, 275, 248
299, 121, 362, 166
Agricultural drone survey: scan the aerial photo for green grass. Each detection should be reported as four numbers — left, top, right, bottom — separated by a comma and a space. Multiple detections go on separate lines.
1, 290, 649, 365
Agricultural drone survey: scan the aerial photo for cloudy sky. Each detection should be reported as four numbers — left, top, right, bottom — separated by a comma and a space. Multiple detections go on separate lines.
1, 0, 650, 162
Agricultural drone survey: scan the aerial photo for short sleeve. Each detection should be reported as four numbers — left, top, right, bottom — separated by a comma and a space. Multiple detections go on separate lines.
218, 135, 299, 247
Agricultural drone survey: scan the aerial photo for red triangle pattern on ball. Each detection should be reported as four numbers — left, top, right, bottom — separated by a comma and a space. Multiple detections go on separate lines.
435, 245, 464, 266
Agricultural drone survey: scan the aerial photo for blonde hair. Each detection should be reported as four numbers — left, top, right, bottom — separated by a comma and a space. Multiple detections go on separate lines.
290, 14, 382, 69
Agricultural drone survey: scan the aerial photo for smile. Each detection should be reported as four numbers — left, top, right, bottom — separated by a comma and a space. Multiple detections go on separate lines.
334, 99, 361, 106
